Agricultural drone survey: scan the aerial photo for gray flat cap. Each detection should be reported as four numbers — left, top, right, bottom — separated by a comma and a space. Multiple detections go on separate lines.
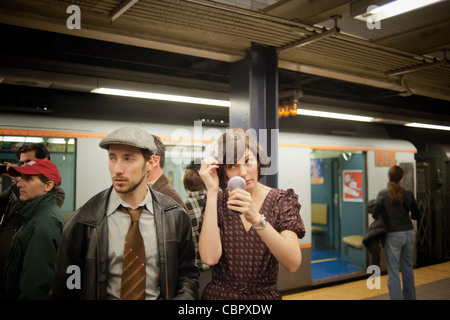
99, 126, 157, 153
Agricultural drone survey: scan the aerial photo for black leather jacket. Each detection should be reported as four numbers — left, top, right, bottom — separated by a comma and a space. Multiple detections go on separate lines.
49, 186, 198, 300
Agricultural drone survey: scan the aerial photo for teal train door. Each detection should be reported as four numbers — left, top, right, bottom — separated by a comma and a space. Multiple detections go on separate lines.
339, 152, 366, 270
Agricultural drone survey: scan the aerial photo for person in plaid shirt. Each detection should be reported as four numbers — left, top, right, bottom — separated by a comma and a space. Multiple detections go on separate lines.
183, 162, 211, 295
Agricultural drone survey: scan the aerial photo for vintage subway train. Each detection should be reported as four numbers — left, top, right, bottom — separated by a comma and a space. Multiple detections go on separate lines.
1, 113, 448, 293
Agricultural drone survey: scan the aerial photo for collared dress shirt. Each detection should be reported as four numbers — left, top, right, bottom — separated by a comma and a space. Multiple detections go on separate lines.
106, 186, 160, 299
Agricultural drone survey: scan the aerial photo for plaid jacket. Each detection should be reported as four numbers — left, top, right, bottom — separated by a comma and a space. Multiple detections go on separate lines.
184, 190, 210, 271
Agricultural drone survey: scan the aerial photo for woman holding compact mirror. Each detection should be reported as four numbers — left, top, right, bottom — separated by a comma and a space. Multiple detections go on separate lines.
198, 128, 305, 300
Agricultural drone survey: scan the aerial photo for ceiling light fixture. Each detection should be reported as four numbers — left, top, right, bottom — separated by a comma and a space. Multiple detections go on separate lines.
0, 136, 45, 143
405, 122, 450, 131
296, 109, 374, 122
354, 0, 444, 22
91, 88, 231, 107
47, 138, 75, 145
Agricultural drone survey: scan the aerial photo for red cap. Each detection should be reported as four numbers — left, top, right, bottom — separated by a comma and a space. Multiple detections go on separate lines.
8, 159, 62, 185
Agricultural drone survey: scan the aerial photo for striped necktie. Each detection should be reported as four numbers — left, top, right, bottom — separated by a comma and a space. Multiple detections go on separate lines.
120, 205, 146, 300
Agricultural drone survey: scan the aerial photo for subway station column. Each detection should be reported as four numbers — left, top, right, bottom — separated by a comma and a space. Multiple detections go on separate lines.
229, 43, 279, 188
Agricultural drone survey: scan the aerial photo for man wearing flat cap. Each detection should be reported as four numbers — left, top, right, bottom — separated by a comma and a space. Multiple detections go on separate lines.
50, 126, 198, 300
1, 159, 66, 299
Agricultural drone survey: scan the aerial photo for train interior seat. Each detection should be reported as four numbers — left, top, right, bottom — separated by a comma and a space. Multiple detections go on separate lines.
311, 203, 328, 249
342, 234, 364, 268
342, 235, 364, 249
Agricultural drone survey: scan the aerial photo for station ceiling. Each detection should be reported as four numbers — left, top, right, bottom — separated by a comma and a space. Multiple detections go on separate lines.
0, 0, 449, 126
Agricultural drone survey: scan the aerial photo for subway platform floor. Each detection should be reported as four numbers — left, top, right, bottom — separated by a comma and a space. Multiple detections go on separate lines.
283, 261, 450, 300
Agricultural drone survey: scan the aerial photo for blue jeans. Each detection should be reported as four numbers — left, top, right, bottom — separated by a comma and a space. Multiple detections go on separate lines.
385, 230, 416, 300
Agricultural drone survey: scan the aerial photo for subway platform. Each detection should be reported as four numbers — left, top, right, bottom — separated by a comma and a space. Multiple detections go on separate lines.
283, 261, 450, 300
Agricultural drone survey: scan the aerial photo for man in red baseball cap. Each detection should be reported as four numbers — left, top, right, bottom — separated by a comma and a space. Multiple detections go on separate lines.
1, 159, 66, 299
0, 144, 65, 298
8, 159, 62, 202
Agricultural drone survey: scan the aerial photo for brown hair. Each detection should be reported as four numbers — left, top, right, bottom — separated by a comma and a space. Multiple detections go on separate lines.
183, 169, 206, 192
17, 143, 50, 160
215, 128, 270, 190
152, 135, 165, 168
387, 165, 404, 205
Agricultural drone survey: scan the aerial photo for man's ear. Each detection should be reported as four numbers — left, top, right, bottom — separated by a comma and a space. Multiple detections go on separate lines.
149, 155, 160, 168
44, 180, 55, 193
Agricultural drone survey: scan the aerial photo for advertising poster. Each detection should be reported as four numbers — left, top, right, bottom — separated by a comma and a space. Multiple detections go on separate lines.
310, 159, 324, 185
343, 170, 363, 202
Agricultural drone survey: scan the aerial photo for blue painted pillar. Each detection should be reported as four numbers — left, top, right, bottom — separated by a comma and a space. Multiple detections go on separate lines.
229, 43, 279, 188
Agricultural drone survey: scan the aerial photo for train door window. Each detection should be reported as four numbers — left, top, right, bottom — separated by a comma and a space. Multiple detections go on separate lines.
310, 149, 366, 283
0, 136, 76, 218
339, 151, 366, 274
310, 150, 341, 281
162, 143, 204, 202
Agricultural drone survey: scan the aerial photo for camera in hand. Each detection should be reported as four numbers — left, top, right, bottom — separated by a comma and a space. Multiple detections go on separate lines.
227, 176, 246, 214
0, 164, 8, 174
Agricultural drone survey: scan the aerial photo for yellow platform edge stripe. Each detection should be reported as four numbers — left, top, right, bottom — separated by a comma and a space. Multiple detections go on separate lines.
283, 261, 450, 300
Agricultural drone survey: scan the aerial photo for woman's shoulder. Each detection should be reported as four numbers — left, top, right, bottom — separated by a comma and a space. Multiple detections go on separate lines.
272, 188, 299, 201
265, 188, 300, 212
268, 188, 305, 238
403, 189, 414, 196
403, 189, 416, 201
376, 188, 388, 199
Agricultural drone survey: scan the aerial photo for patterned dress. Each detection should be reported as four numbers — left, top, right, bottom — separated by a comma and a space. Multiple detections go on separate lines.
199, 188, 305, 300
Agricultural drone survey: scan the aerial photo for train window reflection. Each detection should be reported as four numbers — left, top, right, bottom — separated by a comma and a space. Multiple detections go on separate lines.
0, 136, 76, 218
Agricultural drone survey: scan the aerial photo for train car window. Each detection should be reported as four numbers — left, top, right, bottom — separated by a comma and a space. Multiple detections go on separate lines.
0, 136, 76, 217
163, 158, 188, 201
163, 143, 204, 202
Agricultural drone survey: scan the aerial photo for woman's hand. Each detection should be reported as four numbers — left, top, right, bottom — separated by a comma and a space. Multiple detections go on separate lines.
227, 188, 261, 226
199, 157, 220, 193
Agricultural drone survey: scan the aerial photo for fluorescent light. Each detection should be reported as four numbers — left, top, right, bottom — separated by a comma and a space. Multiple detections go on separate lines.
2, 136, 25, 142
405, 122, 450, 131
91, 88, 231, 107
296, 109, 374, 122
355, 0, 443, 22
48, 138, 75, 144
0, 137, 73, 143
25, 137, 44, 143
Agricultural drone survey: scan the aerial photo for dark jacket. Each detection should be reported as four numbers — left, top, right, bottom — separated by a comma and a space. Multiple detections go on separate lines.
152, 174, 189, 212
0, 183, 65, 282
1, 192, 66, 300
366, 189, 420, 266
49, 186, 198, 300
372, 189, 420, 232
363, 212, 387, 267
